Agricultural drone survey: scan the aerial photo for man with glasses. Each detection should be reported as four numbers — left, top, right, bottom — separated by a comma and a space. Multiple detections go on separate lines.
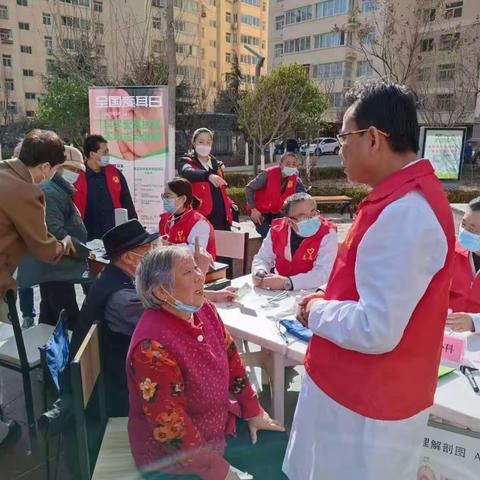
251, 193, 337, 291
284, 82, 456, 479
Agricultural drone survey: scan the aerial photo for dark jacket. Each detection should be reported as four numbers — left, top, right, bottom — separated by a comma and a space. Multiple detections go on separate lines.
17, 174, 89, 287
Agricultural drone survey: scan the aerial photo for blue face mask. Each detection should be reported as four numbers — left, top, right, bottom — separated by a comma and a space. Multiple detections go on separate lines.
163, 197, 178, 214
160, 288, 201, 314
99, 155, 110, 167
282, 166, 298, 177
296, 216, 321, 238
459, 227, 480, 252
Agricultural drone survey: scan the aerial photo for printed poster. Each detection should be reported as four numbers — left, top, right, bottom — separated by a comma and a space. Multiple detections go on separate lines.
88, 86, 171, 230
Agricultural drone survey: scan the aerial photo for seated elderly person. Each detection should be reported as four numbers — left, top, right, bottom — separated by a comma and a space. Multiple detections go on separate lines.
128, 246, 287, 480
251, 193, 337, 291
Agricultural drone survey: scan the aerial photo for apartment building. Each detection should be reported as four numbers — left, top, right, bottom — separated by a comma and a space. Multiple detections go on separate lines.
269, 0, 480, 130
0, 0, 268, 122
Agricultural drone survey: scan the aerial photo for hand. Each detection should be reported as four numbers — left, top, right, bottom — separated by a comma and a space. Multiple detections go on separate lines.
62, 235, 76, 255
204, 287, 238, 303
260, 274, 286, 291
193, 236, 212, 276
208, 174, 228, 188
446, 312, 475, 333
296, 291, 325, 327
250, 208, 264, 225
247, 410, 285, 444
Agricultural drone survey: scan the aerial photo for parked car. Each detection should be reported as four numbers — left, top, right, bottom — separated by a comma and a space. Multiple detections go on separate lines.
299, 137, 340, 156
465, 138, 480, 165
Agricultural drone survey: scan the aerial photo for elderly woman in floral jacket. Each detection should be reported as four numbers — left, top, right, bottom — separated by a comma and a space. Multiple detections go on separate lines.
127, 246, 287, 480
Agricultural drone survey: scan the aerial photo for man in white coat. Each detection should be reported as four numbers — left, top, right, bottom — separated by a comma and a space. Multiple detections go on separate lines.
283, 82, 455, 480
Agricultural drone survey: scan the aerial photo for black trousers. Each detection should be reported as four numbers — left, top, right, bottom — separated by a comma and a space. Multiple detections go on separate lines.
39, 282, 81, 330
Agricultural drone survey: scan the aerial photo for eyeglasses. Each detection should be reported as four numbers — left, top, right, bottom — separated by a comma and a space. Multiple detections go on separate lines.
336, 128, 390, 146
161, 193, 177, 200
288, 210, 320, 223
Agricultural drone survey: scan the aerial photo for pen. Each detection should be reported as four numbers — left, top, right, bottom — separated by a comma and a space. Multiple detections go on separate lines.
460, 366, 479, 393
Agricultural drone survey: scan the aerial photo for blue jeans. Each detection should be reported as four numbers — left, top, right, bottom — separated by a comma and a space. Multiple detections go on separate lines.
18, 286, 35, 319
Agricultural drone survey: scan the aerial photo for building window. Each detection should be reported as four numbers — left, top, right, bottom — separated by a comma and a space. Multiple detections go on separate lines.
62, 38, 79, 50
225, 52, 231, 63
23, 69, 34, 77
209, 20, 217, 28
445, 1, 463, 18
274, 43, 284, 57
25, 92, 36, 99
284, 36, 311, 53
226, 12, 231, 22
316, 0, 349, 18
152, 0, 165, 6
46, 59, 55, 74
241, 35, 260, 46
328, 92, 344, 108
436, 94, 454, 110
416, 67, 431, 82
275, 15, 284, 30
17, 0, 28, 6
153, 17, 161, 29
420, 38, 434, 52
152, 40, 162, 53
5, 79, 14, 90
439, 32, 460, 50
26, 110, 34, 117
210, 0, 216, 6
0, 5, 8, 19
314, 31, 346, 49
18, 22, 30, 30
44, 36, 53, 54
242, 0, 260, 5
241, 14, 260, 27
423, 8, 436, 23
95, 23, 104, 34
209, 40, 217, 47
7, 102, 17, 113
209, 80, 217, 87
2, 54, 12, 67
0, 29, 13, 43
94, 1, 103, 12
43, 13, 51, 25
209, 60, 217, 68
361, 0, 378, 12
226, 32, 231, 43
356, 60, 373, 77
312, 61, 351, 79
437, 63, 455, 81
175, 20, 185, 31
285, 6, 312, 25
20, 45, 32, 54
59, 0, 90, 5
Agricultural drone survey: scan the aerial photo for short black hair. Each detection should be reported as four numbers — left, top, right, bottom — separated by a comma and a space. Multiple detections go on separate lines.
19, 129, 65, 167
84, 134, 107, 159
468, 197, 480, 212
345, 82, 419, 154
281, 192, 314, 217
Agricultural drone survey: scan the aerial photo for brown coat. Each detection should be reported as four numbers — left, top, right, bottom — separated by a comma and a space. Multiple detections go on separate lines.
0, 158, 61, 297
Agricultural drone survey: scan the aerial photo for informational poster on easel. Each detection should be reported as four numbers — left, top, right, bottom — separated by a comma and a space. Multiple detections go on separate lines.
88, 86, 172, 230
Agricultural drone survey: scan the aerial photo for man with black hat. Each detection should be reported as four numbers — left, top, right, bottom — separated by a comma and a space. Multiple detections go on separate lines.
71, 219, 159, 417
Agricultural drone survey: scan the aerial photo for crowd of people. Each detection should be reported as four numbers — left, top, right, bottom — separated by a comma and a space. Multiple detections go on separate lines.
1, 80, 480, 479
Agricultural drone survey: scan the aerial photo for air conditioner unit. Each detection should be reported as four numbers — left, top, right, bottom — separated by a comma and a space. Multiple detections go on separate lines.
343, 79, 353, 88
231, 22, 238, 30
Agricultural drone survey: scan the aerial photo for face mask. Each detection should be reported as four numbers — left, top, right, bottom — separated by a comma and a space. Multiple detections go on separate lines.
195, 144, 212, 157
282, 166, 298, 177
163, 197, 178, 214
458, 227, 480, 252
296, 216, 321, 238
99, 155, 110, 167
62, 170, 79, 185
160, 288, 202, 314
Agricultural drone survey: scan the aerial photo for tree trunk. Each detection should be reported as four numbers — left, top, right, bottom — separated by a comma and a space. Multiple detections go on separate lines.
269, 142, 274, 164
166, 0, 176, 180
244, 141, 249, 166
260, 145, 265, 171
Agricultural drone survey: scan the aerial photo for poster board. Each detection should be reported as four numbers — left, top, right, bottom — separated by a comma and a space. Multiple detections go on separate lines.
88, 86, 172, 230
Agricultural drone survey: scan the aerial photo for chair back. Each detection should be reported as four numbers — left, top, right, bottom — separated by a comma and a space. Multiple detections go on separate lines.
214, 230, 249, 274
71, 323, 107, 480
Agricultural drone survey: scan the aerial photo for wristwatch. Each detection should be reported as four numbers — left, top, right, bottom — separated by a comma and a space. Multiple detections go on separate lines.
284, 277, 293, 291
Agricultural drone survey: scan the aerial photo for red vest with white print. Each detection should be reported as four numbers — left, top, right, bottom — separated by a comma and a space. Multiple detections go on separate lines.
73, 164, 122, 219
182, 157, 233, 224
449, 242, 480, 313
305, 160, 455, 420
252, 165, 298, 214
270, 217, 335, 277
159, 207, 217, 260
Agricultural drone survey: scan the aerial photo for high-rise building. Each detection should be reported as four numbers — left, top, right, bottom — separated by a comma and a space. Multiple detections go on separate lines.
0, 0, 268, 123
269, 0, 480, 132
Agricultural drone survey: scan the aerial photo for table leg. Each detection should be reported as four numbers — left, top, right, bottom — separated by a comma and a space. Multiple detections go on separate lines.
270, 352, 285, 424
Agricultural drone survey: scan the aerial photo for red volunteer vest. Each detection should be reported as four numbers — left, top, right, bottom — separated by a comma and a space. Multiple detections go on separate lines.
159, 208, 217, 259
270, 217, 335, 277
73, 164, 122, 219
252, 165, 298, 214
449, 242, 480, 313
305, 160, 455, 421
183, 157, 233, 224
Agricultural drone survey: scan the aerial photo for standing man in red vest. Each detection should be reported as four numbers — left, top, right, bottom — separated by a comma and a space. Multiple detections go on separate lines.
446, 197, 480, 333
246, 152, 306, 238
283, 83, 455, 480
251, 193, 337, 291
73, 135, 137, 240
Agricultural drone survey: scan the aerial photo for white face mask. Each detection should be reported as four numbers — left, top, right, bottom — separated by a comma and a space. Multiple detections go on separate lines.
195, 144, 212, 157
62, 170, 79, 185
99, 155, 110, 167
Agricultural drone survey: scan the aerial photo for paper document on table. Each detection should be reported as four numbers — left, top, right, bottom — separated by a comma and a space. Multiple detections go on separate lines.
230, 466, 253, 479
236, 282, 252, 301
